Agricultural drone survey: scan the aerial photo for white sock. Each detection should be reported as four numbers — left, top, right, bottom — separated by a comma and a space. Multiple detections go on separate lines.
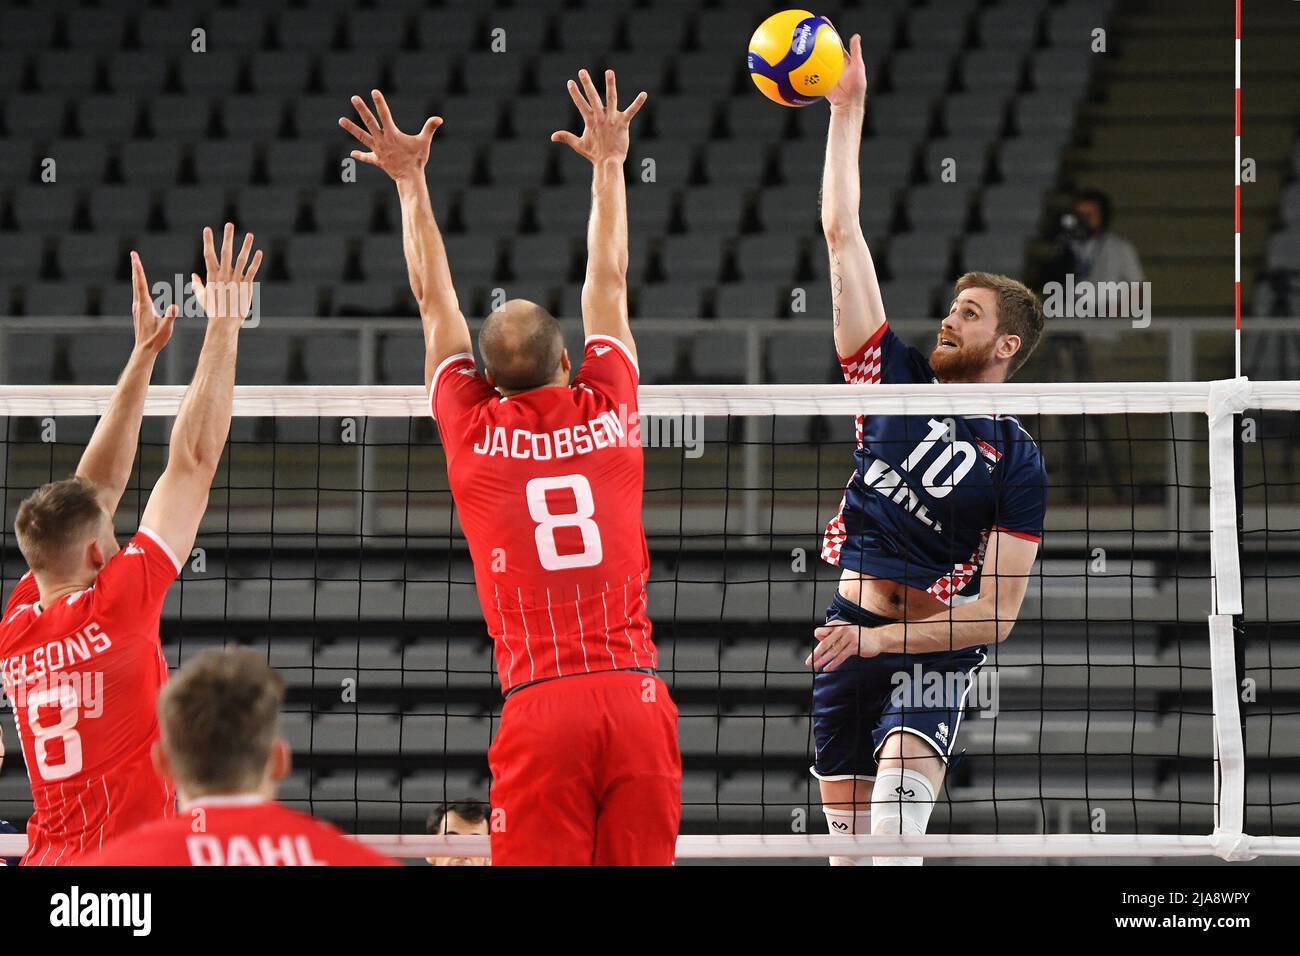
823, 807, 872, 866
870, 768, 936, 867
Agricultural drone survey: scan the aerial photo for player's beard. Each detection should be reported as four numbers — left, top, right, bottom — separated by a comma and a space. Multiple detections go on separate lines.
929, 335, 998, 383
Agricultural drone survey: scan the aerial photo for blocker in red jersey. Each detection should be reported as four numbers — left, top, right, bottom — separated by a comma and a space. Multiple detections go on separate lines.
342, 69, 681, 865
1, 227, 262, 865
81, 648, 394, 867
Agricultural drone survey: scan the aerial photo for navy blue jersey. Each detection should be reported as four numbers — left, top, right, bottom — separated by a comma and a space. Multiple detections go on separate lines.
822, 324, 1047, 604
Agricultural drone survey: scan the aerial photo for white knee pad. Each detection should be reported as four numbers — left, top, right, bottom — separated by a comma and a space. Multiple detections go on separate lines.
823, 807, 872, 866
870, 768, 936, 866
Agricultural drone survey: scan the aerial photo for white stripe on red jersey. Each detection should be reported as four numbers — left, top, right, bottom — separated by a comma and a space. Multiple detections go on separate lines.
433, 338, 656, 693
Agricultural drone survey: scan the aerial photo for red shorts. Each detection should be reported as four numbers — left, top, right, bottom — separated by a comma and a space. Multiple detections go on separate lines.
488, 670, 681, 866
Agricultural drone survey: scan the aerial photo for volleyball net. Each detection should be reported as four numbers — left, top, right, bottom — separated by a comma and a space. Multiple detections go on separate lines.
1, 377, 1298, 862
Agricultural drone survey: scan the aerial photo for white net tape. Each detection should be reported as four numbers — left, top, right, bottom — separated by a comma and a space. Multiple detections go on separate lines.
1, 377, 1298, 862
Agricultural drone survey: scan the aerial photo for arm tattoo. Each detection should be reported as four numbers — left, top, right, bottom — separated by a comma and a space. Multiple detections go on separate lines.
830, 250, 843, 329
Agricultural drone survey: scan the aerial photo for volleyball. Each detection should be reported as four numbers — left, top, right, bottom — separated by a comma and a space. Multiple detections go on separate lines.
746, 9, 846, 107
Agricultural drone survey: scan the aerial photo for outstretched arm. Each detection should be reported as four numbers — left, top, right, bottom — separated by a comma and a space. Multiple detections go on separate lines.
821, 33, 887, 358
553, 69, 647, 357
341, 89, 471, 391
140, 224, 262, 563
76, 252, 178, 517
808, 532, 1040, 669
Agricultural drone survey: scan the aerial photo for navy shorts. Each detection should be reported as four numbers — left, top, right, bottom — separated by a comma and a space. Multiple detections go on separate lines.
811, 592, 986, 781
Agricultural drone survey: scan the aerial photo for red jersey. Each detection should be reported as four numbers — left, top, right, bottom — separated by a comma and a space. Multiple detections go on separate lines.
78, 796, 399, 866
431, 335, 656, 693
0, 529, 179, 865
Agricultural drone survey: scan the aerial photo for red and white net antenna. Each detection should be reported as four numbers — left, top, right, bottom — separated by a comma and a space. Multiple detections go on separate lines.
1234, 0, 1242, 377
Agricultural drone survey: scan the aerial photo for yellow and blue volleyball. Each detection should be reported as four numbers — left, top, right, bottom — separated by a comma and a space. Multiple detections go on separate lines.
747, 10, 846, 107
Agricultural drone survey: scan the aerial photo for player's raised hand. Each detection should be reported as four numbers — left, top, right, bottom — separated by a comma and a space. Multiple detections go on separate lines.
191, 223, 263, 323
825, 32, 867, 110
552, 68, 647, 165
340, 89, 442, 183
129, 250, 178, 354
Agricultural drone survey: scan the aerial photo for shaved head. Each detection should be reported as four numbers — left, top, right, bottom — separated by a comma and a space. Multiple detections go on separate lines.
478, 299, 567, 392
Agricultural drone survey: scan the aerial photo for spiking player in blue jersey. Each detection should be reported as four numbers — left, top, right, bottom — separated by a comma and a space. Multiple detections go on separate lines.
808, 34, 1048, 866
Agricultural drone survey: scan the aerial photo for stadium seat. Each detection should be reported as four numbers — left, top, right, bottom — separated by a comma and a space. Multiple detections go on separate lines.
248, 52, 314, 94
1028, 48, 1093, 95
343, 12, 409, 53
56, 235, 120, 281
233, 186, 303, 235
906, 183, 974, 231
997, 137, 1063, 186
713, 283, 778, 320
46, 140, 109, 186
379, 332, 426, 385
302, 334, 363, 383
980, 183, 1045, 232
0, 9, 55, 50
34, 52, 99, 95
192, 141, 257, 186
259, 282, 323, 319
484, 140, 555, 188
313, 185, 379, 233
627, 329, 681, 384
659, 235, 724, 284
734, 234, 804, 284
636, 284, 704, 319
275, 10, 341, 52
903, 6, 971, 50
648, 96, 716, 141
119, 140, 182, 185
332, 282, 402, 316
533, 187, 594, 235
413, 10, 478, 54
443, 235, 501, 284
13, 188, 78, 232
218, 96, 286, 140
766, 332, 836, 384
285, 235, 351, 282
6, 94, 68, 138
699, 141, 768, 187
976, 5, 1044, 49
888, 50, 953, 97
880, 279, 939, 319
265, 142, 327, 185
147, 97, 213, 141
0, 235, 45, 279
1015, 92, 1078, 136
1, 331, 58, 384
162, 186, 229, 236
509, 236, 576, 283
177, 53, 241, 96
961, 230, 1028, 276
66, 8, 127, 51
887, 232, 953, 279
621, 10, 685, 53
67, 330, 134, 383
680, 186, 748, 234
